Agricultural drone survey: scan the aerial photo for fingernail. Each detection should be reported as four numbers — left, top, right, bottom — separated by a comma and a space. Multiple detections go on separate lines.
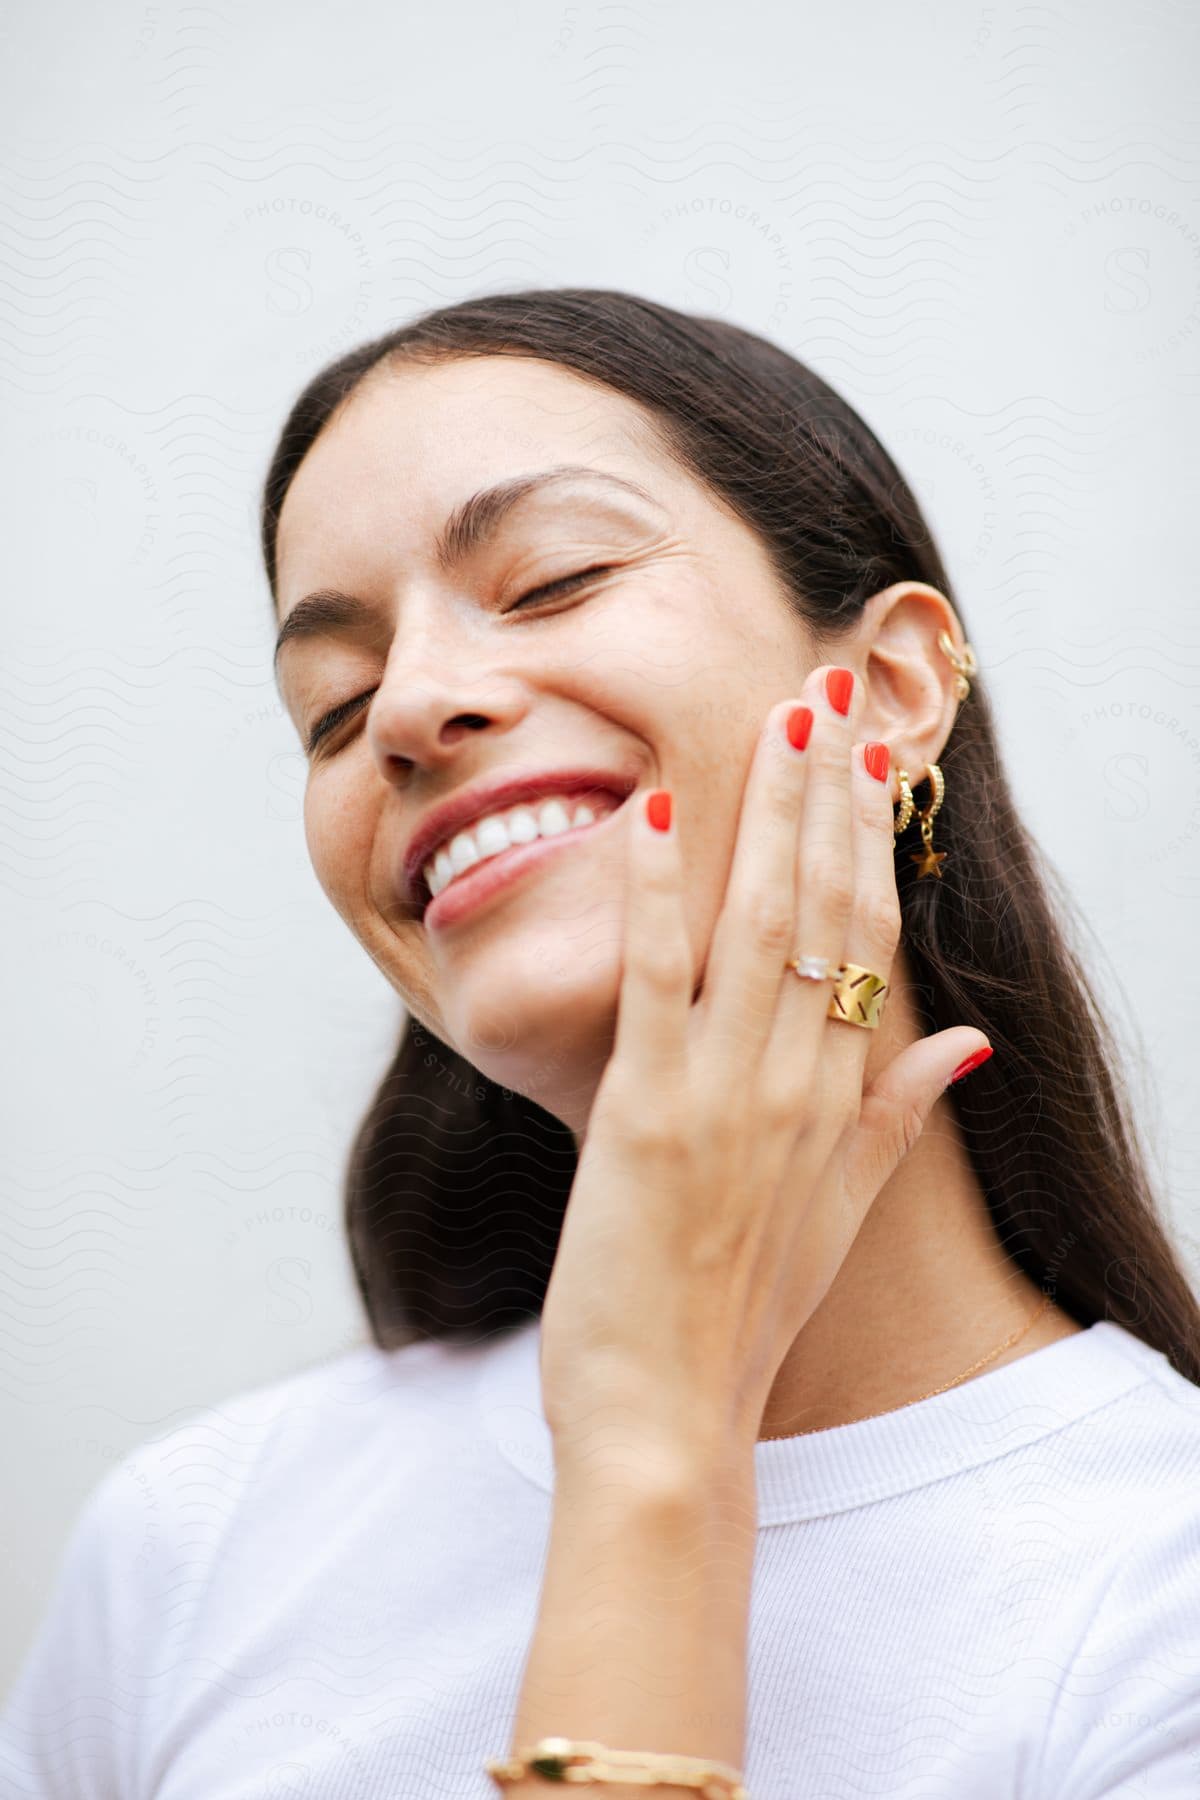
786, 705, 813, 751
825, 667, 855, 715
864, 741, 890, 783
949, 1045, 993, 1085
646, 789, 672, 832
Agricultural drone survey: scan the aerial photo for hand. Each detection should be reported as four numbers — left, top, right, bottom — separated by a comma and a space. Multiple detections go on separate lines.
537, 663, 992, 1464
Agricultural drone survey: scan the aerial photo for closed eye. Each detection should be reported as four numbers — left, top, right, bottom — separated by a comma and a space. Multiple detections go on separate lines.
306, 690, 373, 755
306, 565, 615, 754
507, 564, 616, 611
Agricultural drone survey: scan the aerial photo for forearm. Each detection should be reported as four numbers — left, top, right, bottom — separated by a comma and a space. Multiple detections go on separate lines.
496, 1438, 759, 1799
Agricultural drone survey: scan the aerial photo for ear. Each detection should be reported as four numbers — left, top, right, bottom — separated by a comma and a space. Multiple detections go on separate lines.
854, 581, 969, 771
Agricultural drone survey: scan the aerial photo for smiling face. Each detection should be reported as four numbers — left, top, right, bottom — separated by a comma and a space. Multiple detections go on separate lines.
272, 353, 825, 1133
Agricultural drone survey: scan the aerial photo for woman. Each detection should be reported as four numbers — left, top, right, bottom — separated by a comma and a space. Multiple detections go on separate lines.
4, 288, 1199, 1798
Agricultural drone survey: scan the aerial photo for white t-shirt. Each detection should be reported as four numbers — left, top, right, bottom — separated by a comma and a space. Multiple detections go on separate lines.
2, 1315, 1199, 1798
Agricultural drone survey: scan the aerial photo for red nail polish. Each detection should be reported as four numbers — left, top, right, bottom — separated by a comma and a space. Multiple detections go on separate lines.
864, 741, 890, 783
646, 789, 672, 832
826, 667, 854, 715
786, 705, 813, 751
949, 1046, 993, 1085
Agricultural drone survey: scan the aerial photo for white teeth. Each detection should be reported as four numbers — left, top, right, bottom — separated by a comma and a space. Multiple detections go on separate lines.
422, 791, 620, 901
448, 830, 479, 875
507, 806, 539, 845
474, 815, 511, 858
537, 799, 572, 836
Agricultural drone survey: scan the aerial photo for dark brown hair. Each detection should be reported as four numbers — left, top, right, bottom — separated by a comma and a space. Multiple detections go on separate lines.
261, 286, 1200, 1380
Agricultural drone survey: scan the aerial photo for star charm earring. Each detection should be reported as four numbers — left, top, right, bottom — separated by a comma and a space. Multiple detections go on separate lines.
911, 839, 947, 880
909, 763, 946, 880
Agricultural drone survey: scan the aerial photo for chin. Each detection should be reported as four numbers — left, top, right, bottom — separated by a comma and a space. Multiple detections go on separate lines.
438, 936, 621, 1112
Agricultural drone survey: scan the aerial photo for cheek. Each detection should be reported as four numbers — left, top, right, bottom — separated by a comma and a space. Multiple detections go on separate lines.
302, 771, 376, 922
677, 776, 747, 978
302, 770, 443, 1022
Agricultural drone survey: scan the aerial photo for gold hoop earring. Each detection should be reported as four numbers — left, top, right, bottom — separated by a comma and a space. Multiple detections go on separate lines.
938, 629, 978, 701
910, 763, 947, 879
893, 768, 915, 837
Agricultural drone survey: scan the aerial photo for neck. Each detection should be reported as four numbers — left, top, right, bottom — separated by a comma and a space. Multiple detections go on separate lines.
756, 1022, 1081, 1439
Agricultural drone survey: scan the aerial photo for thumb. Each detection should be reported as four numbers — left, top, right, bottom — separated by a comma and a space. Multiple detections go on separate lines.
846, 1029, 994, 1192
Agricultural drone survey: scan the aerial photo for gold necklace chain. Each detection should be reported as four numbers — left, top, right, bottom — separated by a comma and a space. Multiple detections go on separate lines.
759, 1293, 1054, 1442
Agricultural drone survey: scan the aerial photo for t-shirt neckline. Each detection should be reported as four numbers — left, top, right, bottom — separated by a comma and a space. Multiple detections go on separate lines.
475, 1317, 1162, 1524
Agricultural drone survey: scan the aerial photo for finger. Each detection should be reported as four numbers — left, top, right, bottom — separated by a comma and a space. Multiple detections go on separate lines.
841, 1026, 993, 1223
610, 787, 692, 1088
814, 737, 903, 1099
766, 665, 865, 1091
692, 691, 813, 1063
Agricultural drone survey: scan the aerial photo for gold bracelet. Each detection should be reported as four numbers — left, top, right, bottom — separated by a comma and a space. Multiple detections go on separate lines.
485, 1736, 750, 1796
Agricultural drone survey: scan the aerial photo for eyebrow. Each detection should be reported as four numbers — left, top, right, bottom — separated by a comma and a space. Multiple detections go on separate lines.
273, 464, 660, 672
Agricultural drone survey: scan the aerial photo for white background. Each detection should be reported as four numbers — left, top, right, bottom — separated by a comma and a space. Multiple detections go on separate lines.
3, 0, 1199, 1685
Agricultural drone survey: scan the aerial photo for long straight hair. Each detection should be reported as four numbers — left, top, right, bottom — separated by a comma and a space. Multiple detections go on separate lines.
261, 287, 1200, 1381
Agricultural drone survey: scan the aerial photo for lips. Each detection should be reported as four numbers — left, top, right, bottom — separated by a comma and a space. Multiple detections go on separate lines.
422, 798, 630, 932
401, 767, 640, 919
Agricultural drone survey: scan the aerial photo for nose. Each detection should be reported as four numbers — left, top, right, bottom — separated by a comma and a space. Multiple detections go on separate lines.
366, 623, 531, 783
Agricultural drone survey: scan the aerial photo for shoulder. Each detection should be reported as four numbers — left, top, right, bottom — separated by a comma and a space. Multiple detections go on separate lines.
1029, 1325, 1200, 1794
0, 1345, 403, 1796
56, 1332, 475, 1591
124, 1332, 468, 1514
1047, 1321, 1200, 1505
1036, 1481, 1200, 1798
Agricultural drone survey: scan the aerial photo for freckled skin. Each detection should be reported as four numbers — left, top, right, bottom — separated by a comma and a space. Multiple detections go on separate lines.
274, 354, 820, 1125
273, 351, 1079, 1436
